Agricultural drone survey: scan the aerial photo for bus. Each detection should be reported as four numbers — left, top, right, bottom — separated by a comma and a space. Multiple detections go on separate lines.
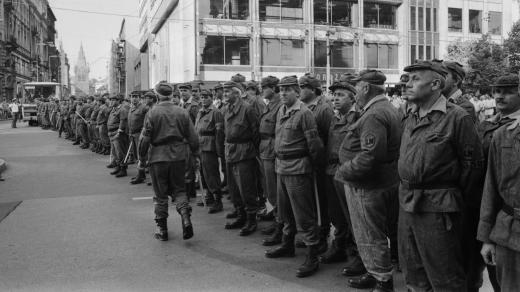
21, 82, 62, 126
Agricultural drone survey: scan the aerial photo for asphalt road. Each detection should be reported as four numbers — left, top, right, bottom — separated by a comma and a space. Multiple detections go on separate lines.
0, 120, 493, 292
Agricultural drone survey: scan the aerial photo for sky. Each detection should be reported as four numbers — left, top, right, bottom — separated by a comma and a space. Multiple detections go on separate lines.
50, 0, 140, 80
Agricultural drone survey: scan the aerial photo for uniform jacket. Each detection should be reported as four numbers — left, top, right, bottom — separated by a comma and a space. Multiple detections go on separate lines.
448, 89, 477, 123
128, 103, 149, 135
195, 105, 224, 156
477, 117, 520, 252
107, 105, 128, 133
478, 114, 516, 161
223, 98, 260, 163
182, 97, 200, 124
274, 100, 323, 175
140, 101, 199, 164
89, 104, 100, 122
398, 95, 485, 213
259, 95, 282, 160
306, 95, 334, 147
335, 96, 401, 189
96, 104, 110, 125
243, 95, 266, 118
325, 110, 359, 176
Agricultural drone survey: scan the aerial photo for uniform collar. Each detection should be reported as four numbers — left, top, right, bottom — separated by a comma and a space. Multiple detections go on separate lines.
362, 95, 386, 112
408, 95, 447, 118
505, 108, 520, 130
283, 99, 302, 115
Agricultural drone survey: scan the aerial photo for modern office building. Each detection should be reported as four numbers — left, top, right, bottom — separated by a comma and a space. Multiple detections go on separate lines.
137, 0, 519, 87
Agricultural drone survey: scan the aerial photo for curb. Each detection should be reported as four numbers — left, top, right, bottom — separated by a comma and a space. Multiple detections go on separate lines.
0, 159, 6, 176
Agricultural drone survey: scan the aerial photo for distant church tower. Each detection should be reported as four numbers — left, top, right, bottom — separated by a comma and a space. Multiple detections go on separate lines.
73, 44, 90, 96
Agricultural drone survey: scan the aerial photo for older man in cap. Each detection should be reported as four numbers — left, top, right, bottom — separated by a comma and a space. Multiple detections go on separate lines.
399, 60, 485, 291
221, 80, 261, 236
97, 95, 111, 155
439, 60, 477, 123
265, 75, 323, 278
195, 89, 225, 213
128, 91, 150, 184
298, 72, 334, 253
320, 77, 365, 275
107, 94, 130, 177
478, 73, 520, 292
138, 82, 199, 241
334, 70, 401, 291
258, 75, 284, 245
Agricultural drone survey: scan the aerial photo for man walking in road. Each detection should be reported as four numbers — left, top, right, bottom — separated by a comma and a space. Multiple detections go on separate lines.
138, 82, 199, 241
8, 98, 20, 128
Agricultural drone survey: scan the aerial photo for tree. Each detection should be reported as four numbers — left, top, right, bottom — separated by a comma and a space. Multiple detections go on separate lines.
504, 20, 520, 73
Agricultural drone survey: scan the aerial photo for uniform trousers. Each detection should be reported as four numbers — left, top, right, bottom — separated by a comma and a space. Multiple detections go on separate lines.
398, 209, 466, 291
99, 124, 110, 147
200, 151, 221, 195
78, 121, 89, 143
109, 132, 128, 165
496, 245, 520, 292
278, 173, 319, 246
344, 184, 396, 282
227, 159, 259, 214
261, 159, 278, 216
150, 160, 189, 219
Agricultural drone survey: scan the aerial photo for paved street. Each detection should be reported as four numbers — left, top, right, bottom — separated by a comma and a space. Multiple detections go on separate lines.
0, 120, 493, 292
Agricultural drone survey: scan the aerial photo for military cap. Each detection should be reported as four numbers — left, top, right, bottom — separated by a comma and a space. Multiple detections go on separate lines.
442, 61, 466, 79
214, 83, 223, 90
299, 73, 321, 89
279, 75, 300, 88
108, 95, 121, 100
261, 76, 280, 88
87, 95, 95, 101
130, 90, 141, 97
397, 73, 410, 85
351, 69, 387, 85
143, 91, 156, 98
200, 89, 212, 96
338, 73, 357, 85
178, 82, 192, 90
329, 81, 357, 94
404, 60, 448, 77
69, 95, 76, 100
221, 81, 243, 91
245, 80, 259, 90
155, 82, 174, 96
231, 73, 246, 83
491, 74, 519, 87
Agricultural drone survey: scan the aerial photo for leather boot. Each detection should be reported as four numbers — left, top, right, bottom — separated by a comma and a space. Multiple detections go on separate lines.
295, 238, 306, 248
319, 238, 347, 264
96, 144, 104, 154
296, 244, 320, 278
110, 166, 121, 175
257, 209, 275, 221
225, 208, 246, 229
154, 218, 168, 241
373, 278, 394, 292
130, 169, 146, 184
80, 143, 89, 149
115, 166, 127, 178
179, 208, 194, 240
72, 140, 81, 145
106, 161, 117, 168
208, 191, 223, 214
315, 227, 330, 254
341, 254, 367, 277
261, 221, 278, 235
103, 147, 110, 155
239, 213, 257, 236
265, 234, 295, 258
226, 208, 238, 219
262, 222, 283, 246
187, 182, 197, 198
348, 274, 377, 289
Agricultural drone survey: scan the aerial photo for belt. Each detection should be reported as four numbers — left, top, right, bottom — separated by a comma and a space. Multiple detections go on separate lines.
502, 203, 520, 220
260, 133, 275, 140
199, 130, 215, 136
401, 181, 458, 190
276, 152, 308, 160
151, 136, 184, 147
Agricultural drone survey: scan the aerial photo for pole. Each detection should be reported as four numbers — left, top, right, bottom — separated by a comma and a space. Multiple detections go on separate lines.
123, 139, 133, 165
313, 172, 321, 227
326, 0, 331, 90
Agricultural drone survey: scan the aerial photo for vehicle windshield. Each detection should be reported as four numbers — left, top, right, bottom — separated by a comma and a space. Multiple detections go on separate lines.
23, 85, 58, 103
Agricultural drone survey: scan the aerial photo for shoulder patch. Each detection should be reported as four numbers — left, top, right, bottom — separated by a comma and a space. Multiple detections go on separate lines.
364, 133, 376, 149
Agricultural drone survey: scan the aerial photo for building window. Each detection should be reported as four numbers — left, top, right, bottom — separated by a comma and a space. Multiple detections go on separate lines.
433, 8, 437, 32
260, 0, 303, 23
314, 0, 353, 27
202, 36, 250, 65
364, 3, 396, 29
418, 45, 424, 60
411, 45, 416, 64
488, 12, 502, 35
200, 0, 249, 20
365, 43, 398, 69
469, 10, 482, 33
426, 45, 431, 59
410, 6, 416, 30
261, 38, 305, 66
426, 7, 431, 32
314, 41, 354, 68
448, 8, 462, 32
418, 7, 424, 31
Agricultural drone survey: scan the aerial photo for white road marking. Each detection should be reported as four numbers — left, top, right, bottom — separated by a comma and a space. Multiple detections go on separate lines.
132, 196, 153, 201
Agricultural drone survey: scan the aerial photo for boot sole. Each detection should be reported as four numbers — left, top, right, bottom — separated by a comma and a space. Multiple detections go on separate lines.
183, 225, 193, 240
262, 239, 282, 246
296, 267, 319, 278
154, 234, 168, 241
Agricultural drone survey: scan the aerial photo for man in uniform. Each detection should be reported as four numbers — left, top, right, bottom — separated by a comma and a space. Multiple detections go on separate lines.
222, 80, 260, 236
335, 70, 401, 291
399, 60, 484, 291
72, 97, 85, 146
179, 82, 200, 199
439, 60, 477, 122
67, 96, 77, 141
265, 75, 323, 278
107, 95, 129, 177
478, 74, 520, 291
320, 76, 365, 277
298, 73, 334, 253
258, 76, 284, 245
50, 98, 59, 130
194, 89, 225, 213
76, 96, 92, 149
88, 97, 101, 152
58, 99, 68, 138
128, 91, 149, 184
138, 83, 199, 241
97, 95, 111, 155
134, 91, 158, 185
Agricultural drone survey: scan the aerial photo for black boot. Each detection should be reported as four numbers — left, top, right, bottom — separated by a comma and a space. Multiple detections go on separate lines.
80, 143, 89, 149
179, 208, 194, 240
130, 169, 146, 184
154, 218, 168, 241
262, 223, 283, 246
296, 244, 320, 278
225, 208, 246, 229
315, 227, 330, 254
239, 213, 257, 236
319, 238, 347, 264
72, 140, 81, 145
226, 208, 238, 219
103, 147, 110, 155
265, 234, 295, 258
341, 254, 367, 277
348, 274, 377, 289
373, 278, 394, 292
208, 191, 223, 214
110, 166, 121, 175
106, 161, 117, 168
261, 221, 278, 235
187, 182, 197, 199
115, 166, 127, 178
295, 238, 306, 248
257, 209, 275, 221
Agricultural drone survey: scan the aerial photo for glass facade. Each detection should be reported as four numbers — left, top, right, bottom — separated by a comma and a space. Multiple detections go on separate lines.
365, 43, 398, 69
314, 0, 354, 27
448, 8, 462, 32
200, 0, 249, 20
261, 38, 305, 66
314, 41, 354, 68
202, 36, 250, 65
364, 3, 396, 29
259, 0, 303, 23
469, 10, 482, 33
